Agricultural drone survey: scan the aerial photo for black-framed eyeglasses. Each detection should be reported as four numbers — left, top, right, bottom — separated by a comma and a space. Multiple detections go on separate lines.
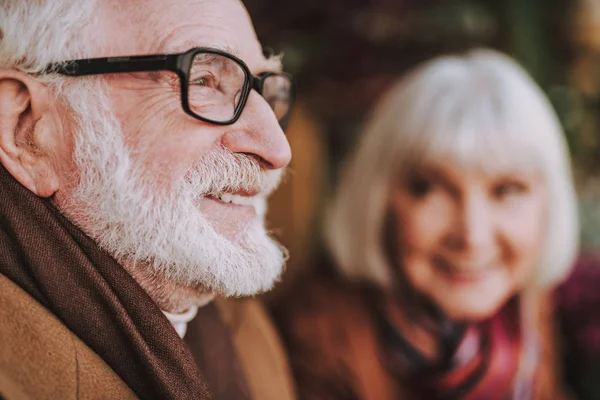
45, 47, 294, 130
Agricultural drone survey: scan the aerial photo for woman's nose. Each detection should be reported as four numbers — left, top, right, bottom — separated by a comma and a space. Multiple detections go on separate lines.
449, 192, 495, 252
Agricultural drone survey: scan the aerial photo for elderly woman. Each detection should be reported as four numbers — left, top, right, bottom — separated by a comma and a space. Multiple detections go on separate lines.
274, 49, 583, 400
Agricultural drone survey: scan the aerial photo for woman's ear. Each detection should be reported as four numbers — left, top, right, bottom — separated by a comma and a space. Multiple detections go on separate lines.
0, 69, 62, 197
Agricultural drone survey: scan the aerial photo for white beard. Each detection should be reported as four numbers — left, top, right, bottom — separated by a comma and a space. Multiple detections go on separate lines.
58, 80, 287, 297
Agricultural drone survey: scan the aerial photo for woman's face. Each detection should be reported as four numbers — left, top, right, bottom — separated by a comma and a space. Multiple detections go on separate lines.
390, 160, 546, 321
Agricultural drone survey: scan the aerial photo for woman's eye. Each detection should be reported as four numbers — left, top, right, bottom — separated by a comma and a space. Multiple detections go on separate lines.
492, 181, 529, 200
407, 176, 433, 198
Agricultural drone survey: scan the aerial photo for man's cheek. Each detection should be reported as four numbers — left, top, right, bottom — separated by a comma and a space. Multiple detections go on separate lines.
114, 91, 175, 145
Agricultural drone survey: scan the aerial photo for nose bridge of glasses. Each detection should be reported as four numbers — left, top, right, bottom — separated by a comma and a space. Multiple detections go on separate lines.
251, 74, 265, 94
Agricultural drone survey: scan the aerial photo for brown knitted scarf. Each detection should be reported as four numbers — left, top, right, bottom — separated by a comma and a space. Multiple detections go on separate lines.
0, 165, 251, 399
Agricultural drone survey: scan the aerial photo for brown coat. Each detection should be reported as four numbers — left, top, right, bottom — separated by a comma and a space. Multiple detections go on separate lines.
273, 274, 572, 400
0, 273, 295, 400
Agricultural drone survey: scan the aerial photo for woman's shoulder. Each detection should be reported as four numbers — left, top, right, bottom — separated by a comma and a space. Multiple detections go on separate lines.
554, 250, 600, 349
272, 269, 375, 332
273, 271, 376, 323
270, 269, 393, 400
554, 251, 600, 400
555, 251, 600, 301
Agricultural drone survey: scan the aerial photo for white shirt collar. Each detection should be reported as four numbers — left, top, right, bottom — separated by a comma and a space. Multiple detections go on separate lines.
162, 306, 199, 338
161, 295, 215, 338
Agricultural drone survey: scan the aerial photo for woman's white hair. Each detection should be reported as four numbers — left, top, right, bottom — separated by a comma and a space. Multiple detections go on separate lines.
326, 48, 579, 290
0, 0, 97, 84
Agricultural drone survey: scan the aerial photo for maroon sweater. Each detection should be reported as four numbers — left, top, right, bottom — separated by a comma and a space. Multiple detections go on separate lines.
554, 251, 600, 400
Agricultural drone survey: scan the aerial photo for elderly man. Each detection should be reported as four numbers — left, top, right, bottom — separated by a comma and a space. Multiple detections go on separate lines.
0, 0, 295, 399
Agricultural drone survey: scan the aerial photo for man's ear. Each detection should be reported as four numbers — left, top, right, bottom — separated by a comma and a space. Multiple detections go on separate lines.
0, 69, 61, 197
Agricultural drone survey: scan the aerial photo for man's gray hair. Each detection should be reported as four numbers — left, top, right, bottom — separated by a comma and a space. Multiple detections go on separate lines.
0, 0, 97, 79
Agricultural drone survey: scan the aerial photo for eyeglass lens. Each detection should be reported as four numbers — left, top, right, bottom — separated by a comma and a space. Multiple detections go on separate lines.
188, 52, 292, 124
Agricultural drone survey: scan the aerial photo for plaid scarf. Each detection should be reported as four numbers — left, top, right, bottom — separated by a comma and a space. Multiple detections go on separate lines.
374, 292, 540, 400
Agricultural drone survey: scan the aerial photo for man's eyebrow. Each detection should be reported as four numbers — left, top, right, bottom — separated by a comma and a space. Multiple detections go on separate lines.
207, 44, 241, 58
157, 38, 241, 58
157, 38, 283, 72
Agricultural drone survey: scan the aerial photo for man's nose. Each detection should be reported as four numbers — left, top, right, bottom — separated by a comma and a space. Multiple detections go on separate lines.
221, 91, 292, 170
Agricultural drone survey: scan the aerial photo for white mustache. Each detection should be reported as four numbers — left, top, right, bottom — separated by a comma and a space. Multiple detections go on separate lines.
184, 146, 284, 198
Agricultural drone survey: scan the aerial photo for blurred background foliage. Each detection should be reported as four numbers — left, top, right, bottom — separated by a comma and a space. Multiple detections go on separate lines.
243, 0, 600, 277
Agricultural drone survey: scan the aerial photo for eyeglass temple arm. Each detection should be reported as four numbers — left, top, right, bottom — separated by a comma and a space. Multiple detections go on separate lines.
47, 55, 180, 76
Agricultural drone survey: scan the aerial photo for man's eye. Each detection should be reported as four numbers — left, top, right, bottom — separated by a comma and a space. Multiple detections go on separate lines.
191, 74, 217, 88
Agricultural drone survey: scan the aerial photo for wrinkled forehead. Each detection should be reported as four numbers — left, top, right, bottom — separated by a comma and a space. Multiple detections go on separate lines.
90, 0, 274, 71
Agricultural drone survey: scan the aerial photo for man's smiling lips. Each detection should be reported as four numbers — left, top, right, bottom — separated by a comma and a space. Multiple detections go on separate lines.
198, 193, 259, 238
201, 190, 260, 218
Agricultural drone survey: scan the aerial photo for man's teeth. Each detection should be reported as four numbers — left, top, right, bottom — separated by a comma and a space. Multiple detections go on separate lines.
216, 193, 258, 207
